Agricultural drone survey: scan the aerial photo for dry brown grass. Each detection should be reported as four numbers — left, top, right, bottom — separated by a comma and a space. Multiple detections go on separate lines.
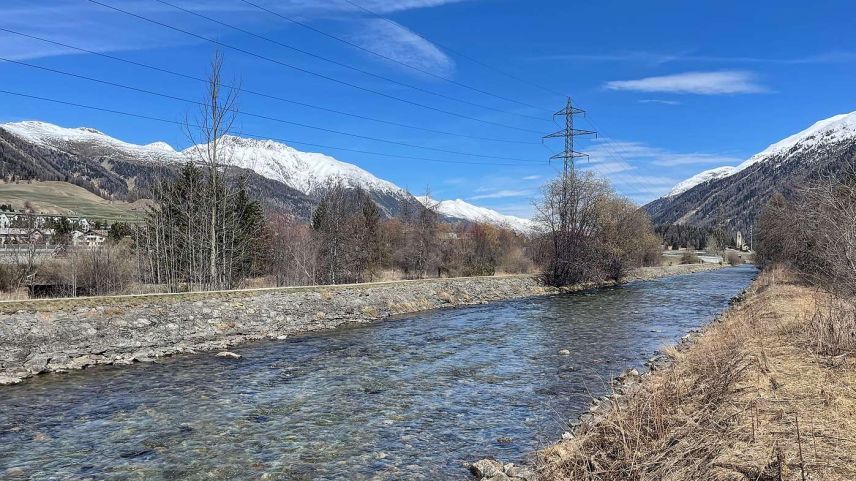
538, 266, 856, 481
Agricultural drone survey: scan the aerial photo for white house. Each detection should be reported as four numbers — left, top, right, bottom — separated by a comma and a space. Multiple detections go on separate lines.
82, 229, 107, 248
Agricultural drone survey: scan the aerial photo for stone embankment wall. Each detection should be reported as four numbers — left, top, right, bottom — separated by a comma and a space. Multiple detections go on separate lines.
0, 276, 553, 385
0, 263, 724, 386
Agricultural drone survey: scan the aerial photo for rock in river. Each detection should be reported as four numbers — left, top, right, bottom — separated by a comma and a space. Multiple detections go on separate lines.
216, 351, 242, 359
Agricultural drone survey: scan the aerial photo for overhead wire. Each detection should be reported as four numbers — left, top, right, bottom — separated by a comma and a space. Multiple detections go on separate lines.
0, 56, 545, 163
156, 0, 549, 122
341, 0, 567, 98
0, 89, 541, 167
86, 0, 544, 135
0, 26, 537, 145
237, 0, 555, 112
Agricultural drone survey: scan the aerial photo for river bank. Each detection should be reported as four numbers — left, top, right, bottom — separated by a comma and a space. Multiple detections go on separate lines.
1, 264, 748, 481
529, 266, 856, 481
0, 263, 723, 386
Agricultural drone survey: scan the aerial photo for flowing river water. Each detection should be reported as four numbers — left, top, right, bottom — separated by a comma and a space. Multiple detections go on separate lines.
0, 265, 756, 481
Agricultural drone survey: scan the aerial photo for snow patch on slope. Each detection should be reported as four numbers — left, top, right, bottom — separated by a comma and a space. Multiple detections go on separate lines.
416, 196, 535, 234
186, 135, 407, 197
0, 121, 181, 162
667, 166, 737, 197
665, 110, 856, 198
735, 112, 856, 171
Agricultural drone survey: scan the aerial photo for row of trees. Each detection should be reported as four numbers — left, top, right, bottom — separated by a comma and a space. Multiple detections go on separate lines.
0, 169, 664, 296
301, 185, 525, 285
655, 224, 713, 251
1, 51, 668, 297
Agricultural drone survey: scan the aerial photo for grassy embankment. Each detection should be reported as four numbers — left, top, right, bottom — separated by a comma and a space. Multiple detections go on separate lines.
539, 266, 856, 480
0, 181, 145, 220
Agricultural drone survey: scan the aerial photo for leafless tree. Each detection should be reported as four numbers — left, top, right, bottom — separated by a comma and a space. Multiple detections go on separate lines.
184, 49, 240, 289
535, 169, 610, 286
757, 164, 856, 296
534, 169, 661, 286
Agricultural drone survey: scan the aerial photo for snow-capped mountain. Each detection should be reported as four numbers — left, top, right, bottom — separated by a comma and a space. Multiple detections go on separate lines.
0, 120, 419, 219
646, 110, 856, 231
665, 112, 856, 198
184, 135, 418, 217
1, 121, 182, 163
202, 136, 403, 197
416, 196, 535, 234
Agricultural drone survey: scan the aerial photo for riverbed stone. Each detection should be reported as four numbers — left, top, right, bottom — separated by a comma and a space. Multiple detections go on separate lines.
506, 465, 537, 481
470, 458, 504, 478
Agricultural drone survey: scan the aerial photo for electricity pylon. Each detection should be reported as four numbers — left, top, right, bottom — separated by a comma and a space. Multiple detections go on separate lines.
543, 97, 596, 175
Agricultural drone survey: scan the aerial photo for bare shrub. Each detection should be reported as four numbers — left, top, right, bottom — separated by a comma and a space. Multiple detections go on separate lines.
725, 250, 742, 266
808, 297, 856, 356
756, 165, 856, 296
71, 242, 138, 295
680, 251, 700, 264
498, 245, 534, 274
266, 212, 318, 287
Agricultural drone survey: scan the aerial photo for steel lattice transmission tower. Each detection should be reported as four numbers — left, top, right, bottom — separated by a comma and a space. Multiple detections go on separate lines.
543, 97, 596, 175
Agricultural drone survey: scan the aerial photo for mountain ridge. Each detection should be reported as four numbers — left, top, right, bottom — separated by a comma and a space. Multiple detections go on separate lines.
415, 195, 534, 234
646, 110, 856, 231
0, 120, 533, 229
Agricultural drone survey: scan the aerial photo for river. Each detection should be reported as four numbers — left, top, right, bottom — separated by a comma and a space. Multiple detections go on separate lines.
0, 265, 756, 481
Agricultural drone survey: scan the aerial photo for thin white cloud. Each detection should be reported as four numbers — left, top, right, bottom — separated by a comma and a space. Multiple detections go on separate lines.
536, 50, 856, 66
572, 138, 741, 202
470, 189, 532, 200
350, 18, 454, 77
356, 0, 473, 13
586, 139, 741, 168
639, 99, 681, 105
605, 71, 768, 95
521, 175, 541, 180
0, 0, 466, 66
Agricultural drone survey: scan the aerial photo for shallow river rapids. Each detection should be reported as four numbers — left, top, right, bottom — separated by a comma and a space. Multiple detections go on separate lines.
0, 265, 756, 480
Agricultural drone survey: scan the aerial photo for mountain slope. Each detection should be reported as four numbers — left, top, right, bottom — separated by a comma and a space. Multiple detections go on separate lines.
645, 111, 856, 232
416, 196, 535, 234
0, 121, 421, 219
0, 180, 147, 218
191, 136, 421, 218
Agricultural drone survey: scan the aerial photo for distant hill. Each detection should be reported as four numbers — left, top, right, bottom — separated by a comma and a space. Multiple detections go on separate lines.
416, 196, 534, 234
645, 111, 856, 233
0, 181, 146, 220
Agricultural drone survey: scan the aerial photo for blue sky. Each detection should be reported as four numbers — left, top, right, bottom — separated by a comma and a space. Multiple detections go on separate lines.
2, 0, 856, 217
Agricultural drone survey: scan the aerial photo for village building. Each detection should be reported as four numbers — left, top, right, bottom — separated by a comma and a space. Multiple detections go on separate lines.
0, 227, 54, 245
81, 229, 108, 248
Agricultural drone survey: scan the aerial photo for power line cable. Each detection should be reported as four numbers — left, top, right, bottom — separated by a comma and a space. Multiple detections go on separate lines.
0, 57, 544, 163
0, 89, 541, 167
0, 26, 536, 146
156, 0, 548, 122
237, 0, 553, 113
86, 0, 543, 134
341, 0, 567, 98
